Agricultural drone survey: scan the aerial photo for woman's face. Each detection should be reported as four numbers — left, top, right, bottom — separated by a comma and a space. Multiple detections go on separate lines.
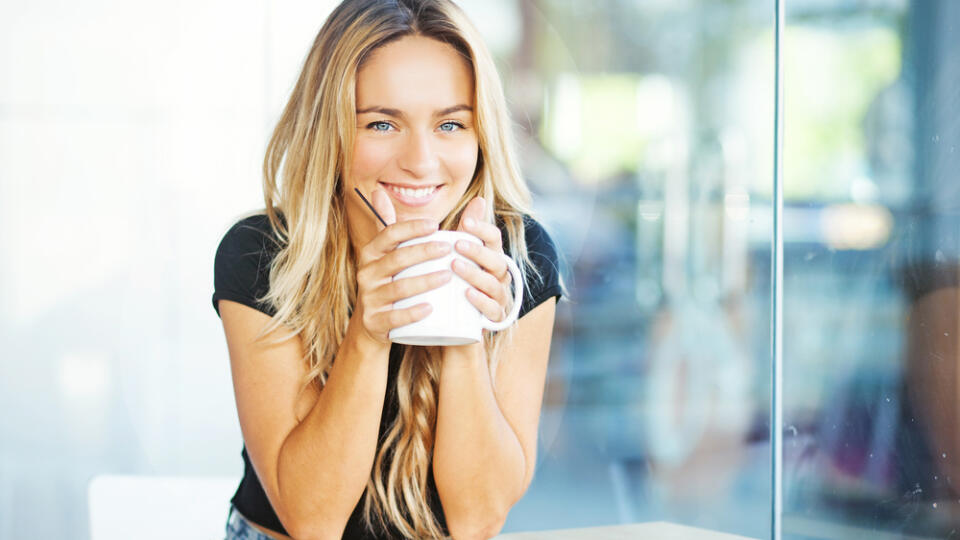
345, 34, 479, 242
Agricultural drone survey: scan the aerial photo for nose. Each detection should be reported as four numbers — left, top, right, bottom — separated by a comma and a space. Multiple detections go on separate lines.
397, 130, 439, 179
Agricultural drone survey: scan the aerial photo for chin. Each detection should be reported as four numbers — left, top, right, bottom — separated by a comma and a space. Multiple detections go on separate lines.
397, 207, 448, 223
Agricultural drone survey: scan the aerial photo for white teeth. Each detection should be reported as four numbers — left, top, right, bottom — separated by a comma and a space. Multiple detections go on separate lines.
387, 184, 437, 199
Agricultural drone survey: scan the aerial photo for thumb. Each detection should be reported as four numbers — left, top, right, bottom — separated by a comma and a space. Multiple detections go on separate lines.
457, 196, 485, 231
370, 188, 396, 228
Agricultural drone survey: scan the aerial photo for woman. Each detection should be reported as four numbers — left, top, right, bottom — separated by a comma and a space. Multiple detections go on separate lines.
212, 0, 564, 538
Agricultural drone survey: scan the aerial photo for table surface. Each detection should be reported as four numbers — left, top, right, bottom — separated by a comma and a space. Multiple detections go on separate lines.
495, 522, 759, 540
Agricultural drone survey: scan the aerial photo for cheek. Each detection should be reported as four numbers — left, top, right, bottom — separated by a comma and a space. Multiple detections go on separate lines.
351, 139, 392, 180
447, 142, 480, 183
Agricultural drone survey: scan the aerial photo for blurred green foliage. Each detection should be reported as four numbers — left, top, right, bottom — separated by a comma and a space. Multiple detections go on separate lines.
783, 26, 901, 201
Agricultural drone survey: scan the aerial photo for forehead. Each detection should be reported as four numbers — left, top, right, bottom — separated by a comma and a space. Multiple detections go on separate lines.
356, 35, 474, 108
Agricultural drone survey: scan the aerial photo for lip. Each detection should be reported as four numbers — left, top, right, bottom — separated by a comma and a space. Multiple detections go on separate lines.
378, 181, 443, 207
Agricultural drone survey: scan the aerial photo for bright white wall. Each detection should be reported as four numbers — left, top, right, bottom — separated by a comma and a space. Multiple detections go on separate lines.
0, 2, 338, 537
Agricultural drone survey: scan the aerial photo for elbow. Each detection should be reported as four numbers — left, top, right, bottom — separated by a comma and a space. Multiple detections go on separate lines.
274, 492, 348, 540
275, 469, 351, 539
447, 510, 509, 540
283, 517, 346, 540
439, 477, 525, 539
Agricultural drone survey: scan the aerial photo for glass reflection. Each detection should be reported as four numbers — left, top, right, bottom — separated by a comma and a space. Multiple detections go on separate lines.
494, 1, 774, 537
783, 0, 960, 537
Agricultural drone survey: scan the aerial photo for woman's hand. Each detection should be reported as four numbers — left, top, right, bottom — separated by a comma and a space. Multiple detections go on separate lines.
353, 189, 453, 345
452, 197, 515, 327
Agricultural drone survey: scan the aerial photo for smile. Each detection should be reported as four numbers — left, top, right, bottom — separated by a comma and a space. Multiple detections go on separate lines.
379, 182, 442, 207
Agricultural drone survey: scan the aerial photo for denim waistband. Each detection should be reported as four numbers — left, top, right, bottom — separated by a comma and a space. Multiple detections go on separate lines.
225, 505, 280, 540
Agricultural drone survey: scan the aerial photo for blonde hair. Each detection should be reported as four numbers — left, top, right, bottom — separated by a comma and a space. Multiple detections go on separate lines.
256, 0, 541, 537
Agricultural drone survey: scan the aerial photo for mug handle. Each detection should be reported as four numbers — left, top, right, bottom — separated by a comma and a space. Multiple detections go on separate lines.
480, 255, 524, 332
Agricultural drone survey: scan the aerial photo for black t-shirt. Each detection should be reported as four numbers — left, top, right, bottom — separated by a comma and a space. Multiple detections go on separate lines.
211, 212, 564, 539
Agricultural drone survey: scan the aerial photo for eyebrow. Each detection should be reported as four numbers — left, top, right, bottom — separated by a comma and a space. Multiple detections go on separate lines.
355, 104, 473, 118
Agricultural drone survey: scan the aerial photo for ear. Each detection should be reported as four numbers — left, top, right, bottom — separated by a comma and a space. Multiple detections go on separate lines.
456, 196, 486, 231
371, 188, 397, 228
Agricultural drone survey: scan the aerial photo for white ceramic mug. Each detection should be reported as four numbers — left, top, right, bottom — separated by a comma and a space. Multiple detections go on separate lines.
388, 230, 524, 346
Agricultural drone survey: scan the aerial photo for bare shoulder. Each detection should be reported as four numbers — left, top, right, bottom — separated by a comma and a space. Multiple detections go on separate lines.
220, 299, 319, 411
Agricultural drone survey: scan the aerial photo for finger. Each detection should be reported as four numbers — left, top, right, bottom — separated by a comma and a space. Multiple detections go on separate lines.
371, 302, 433, 332
453, 240, 509, 281
376, 240, 452, 277
465, 287, 506, 322
363, 219, 438, 263
374, 269, 452, 305
457, 196, 486, 232
451, 258, 507, 306
461, 215, 504, 252
359, 221, 437, 269
371, 188, 397, 228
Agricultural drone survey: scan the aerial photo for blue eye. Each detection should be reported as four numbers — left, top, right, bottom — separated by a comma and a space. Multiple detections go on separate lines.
368, 121, 393, 132
438, 122, 463, 132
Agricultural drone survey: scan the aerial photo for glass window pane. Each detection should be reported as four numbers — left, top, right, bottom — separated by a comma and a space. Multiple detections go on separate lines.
495, 2, 775, 537
782, 0, 960, 537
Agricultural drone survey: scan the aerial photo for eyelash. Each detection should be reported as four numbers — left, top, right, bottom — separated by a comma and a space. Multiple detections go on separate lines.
364, 121, 466, 132
367, 121, 394, 132
438, 121, 465, 132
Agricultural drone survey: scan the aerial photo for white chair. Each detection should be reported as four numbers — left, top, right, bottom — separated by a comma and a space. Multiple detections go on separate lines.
88, 474, 240, 540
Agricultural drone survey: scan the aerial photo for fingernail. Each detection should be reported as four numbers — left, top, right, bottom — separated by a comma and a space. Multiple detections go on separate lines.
456, 240, 471, 251
465, 217, 476, 228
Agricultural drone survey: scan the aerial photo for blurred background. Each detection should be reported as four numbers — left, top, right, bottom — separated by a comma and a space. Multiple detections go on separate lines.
0, 0, 957, 539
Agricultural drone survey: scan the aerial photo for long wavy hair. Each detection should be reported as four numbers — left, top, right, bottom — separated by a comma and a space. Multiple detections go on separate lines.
252, 0, 541, 537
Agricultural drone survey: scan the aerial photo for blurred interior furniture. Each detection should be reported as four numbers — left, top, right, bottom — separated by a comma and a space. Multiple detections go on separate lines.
87, 474, 239, 540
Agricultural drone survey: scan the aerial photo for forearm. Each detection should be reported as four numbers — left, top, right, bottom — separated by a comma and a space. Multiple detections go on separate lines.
276, 320, 390, 537
433, 344, 526, 536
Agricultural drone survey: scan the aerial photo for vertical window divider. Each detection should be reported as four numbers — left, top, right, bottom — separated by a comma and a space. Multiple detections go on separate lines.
771, 0, 785, 539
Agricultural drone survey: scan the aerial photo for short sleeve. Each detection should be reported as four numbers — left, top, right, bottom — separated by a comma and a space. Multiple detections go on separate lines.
511, 216, 565, 319
212, 214, 281, 318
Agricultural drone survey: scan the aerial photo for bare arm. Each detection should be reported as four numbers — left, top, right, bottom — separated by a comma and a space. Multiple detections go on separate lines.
221, 301, 391, 540
275, 313, 394, 536
433, 299, 557, 539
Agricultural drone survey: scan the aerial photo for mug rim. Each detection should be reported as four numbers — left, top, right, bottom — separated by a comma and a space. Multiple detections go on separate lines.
397, 229, 482, 247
